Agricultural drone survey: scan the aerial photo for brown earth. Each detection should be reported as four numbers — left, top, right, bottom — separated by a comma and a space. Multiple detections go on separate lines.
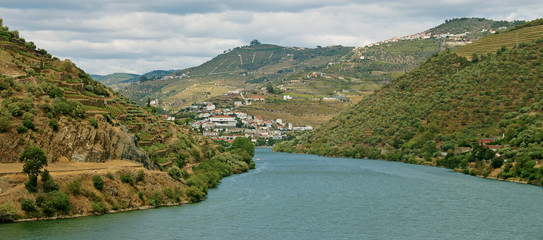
0, 159, 188, 222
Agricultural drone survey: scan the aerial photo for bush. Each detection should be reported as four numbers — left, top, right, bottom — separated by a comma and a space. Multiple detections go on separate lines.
491, 157, 504, 169
93, 175, 104, 191
163, 188, 175, 200
20, 199, 37, 213
89, 118, 98, 128
37, 191, 70, 217
120, 174, 134, 185
49, 118, 58, 130
136, 169, 145, 182
186, 186, 206, 202
168, 166, 182, 180
41, 170, 60, 193
92, 202, 108, 214
106, 172, 114, 180
0, 204, 18, 223
0, 116, 10, 132
17, 125, 28, 134
25, 175, 38, 193
67, 179, 81, 195
149, 191, 163, 206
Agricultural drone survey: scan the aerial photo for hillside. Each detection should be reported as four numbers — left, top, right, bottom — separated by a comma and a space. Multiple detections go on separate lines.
110, 18, 523, 129
455, 22, 543, 59
0, 21, 255, 222
92, 70, 177, 91
428, 17, 525, 39
120, 44, 354, 110
275, 19, 543, 187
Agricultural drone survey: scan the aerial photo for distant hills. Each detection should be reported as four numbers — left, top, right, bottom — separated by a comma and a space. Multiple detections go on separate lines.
274, 19, 543, 186
98, 18, 525, 128
91, 70, 177, 91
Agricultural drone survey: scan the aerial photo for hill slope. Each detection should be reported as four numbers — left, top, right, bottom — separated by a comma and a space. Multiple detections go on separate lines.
275, 20, 543, 186
0, 21, 254, 222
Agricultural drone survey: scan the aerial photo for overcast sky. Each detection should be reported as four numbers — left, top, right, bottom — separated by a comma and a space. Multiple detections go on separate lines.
0, 1, 540, 75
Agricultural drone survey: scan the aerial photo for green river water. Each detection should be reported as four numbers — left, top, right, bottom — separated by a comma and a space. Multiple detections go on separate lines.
1, 149, 542, 239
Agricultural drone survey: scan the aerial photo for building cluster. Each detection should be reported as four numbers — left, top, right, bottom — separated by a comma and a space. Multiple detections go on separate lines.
361, 27, 507, 49
186, 101, 313, 144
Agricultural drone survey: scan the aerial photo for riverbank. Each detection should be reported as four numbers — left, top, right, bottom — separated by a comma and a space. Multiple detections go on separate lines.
0, 150, 256, 223
270, 148, 542, 188
0, 163, 190, 223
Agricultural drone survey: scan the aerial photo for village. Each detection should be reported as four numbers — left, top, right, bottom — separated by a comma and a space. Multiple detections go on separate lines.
173, 91, 314, 146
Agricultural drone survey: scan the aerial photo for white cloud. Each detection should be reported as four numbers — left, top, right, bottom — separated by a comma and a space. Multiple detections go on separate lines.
0, 1, 540, 75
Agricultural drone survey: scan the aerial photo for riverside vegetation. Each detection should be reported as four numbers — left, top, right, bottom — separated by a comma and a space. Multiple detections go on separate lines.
274, 19, 543, 186
0, 20, 255, 223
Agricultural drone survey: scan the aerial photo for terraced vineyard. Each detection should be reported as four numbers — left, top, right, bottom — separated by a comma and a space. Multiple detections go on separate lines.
455, 24, 543, 59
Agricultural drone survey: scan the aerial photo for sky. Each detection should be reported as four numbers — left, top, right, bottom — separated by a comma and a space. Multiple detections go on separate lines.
0, 1, 541, 75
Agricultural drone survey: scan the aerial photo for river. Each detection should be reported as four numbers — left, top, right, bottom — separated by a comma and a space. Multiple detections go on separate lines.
1, 149, 543, 239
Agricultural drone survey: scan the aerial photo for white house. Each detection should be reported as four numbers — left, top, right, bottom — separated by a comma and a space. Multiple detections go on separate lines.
206, 103, 216, 111
209, 115, 237, 128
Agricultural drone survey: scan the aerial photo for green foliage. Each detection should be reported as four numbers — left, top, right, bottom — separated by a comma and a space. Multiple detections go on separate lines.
136, 169, 145, 182
24, 174, 38, 193
21, 146, 48, 177
491, 157, 504, 169
167, 166, 182, 180
20, 199, 37, 213
67, 179, 81, 195
49, 118, 58, 130
231, 137, 255, 157
92, 201, 108, 214
89, 118, 98, 128
17, 125, 27, 134
41, 169, 60, 193
0, 115, 10, 132
52, 98, 85, 119
92, 175, 104, 191
0, 204, 18, 223
106, 172, 114, 180
149, 191, 163, 206
120, 173, 134, 185
36, 191, 71, 217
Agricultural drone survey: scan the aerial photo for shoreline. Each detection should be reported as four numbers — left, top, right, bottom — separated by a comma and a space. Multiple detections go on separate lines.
271, 149, 539, 188
12, 201, 190, 223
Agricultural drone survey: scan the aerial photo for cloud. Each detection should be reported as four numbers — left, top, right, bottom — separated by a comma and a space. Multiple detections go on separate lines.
0, 1, 540, 74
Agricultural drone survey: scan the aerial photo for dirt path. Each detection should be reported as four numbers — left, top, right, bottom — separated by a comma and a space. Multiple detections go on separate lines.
0, 160, 143, 176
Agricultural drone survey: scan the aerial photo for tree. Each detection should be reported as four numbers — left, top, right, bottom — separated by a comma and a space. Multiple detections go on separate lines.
250, 39, 261, 46
21, 146, 47, 178
231, 137, 255, 157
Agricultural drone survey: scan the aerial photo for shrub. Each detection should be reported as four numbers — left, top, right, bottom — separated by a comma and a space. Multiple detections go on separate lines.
138, 191, 145, 203
136, 169, 145, 182
0, 116, 10, 132
149, 191, 163, 206
120, 174, 134, 185
167, 166, 182, 180
49, 118, 58, 130
41, 169, 60, 193
491, 157, 504, 169
92, 202, 108, 214
89, 118, 98, 128
20, 199, 37, 213
186, 186, 206, 202
37, 191, 70, 217
17, 125, 28, 134
163, 188, 175, 200
106, 172, 114, 180
0, 204, 18, 223
92, 175, 104, 191
67, 179, 81, 195
25, 175, 38, 193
